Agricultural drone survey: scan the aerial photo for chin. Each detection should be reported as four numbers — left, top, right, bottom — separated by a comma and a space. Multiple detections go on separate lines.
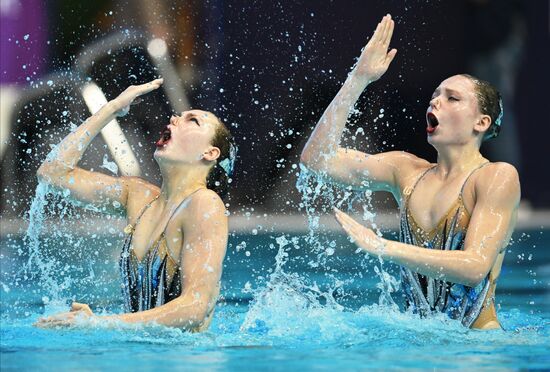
153, 147, 170, 162
427, 134, 447, 149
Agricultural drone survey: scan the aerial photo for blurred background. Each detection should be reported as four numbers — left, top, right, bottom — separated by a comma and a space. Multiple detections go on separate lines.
1, 0, 549, 229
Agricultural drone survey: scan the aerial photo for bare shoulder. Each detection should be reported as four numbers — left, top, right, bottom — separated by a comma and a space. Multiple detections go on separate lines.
476, 162, 520, 188
383, 151, 432, 183
179, 189, 228, 240
475, 162, 521, 203
184, 189, 227, 217
124, 176, 160, 211
381, 151, 430, 169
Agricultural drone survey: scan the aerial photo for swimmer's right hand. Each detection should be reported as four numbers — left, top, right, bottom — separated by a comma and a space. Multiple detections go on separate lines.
111, 78, 164, 117
352, 14, 397, 83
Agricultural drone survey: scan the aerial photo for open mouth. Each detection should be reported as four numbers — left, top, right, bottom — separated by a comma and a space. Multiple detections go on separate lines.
155, 126, 172, 147
426, 112, 439, 134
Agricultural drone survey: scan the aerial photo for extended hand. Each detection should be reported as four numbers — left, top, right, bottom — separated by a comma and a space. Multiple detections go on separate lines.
334, 208, 386, 255
112, 78, 164, 117
34, 302, 95, 328
353, 14, 397, 82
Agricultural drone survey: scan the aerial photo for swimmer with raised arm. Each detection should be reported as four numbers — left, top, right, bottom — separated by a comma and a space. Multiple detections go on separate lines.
35, 79, 234, 331
300, 15, 520, 329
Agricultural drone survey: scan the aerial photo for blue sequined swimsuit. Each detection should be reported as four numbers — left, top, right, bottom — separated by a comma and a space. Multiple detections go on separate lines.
399, 163, 497, 328
119, 194, 191, 312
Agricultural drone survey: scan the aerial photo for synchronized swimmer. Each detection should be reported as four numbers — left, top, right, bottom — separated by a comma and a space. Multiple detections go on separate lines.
301, 15, 520, 329
36, 14, 519, 331
36, 80, 233, 330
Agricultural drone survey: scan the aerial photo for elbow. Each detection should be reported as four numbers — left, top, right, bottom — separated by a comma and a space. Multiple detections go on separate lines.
463, 276, 482, 288
172, 299, 212, 331
300, 150, 323, 172
462, 266, 491, 288
36, 160, 71, 184
36, 162, 52, 182
299, 151, 311, 167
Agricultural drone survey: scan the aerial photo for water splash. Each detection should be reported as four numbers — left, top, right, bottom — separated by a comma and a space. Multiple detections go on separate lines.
23, 182, 74, 302
241, 233, 345, 338
295, 164, 399, 306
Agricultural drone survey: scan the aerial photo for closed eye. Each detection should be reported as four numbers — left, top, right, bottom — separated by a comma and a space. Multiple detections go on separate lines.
190, 118, 200, 125
448, 96, 459, 101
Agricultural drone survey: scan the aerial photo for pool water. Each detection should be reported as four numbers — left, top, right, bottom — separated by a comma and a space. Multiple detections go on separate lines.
1, 230, 549, 370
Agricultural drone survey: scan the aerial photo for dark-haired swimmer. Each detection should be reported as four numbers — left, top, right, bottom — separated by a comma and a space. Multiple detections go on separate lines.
301, 15, 520, 329
35, 79, 235, 331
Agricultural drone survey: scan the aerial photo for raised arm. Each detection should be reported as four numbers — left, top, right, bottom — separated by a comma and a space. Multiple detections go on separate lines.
36, 79, 163, 214
300, 14, 404, 192
335, 163, 521, 287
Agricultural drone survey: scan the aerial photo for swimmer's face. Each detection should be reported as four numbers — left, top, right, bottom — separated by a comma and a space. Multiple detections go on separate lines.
154, 109, 221, 165
426, 75, 489, 147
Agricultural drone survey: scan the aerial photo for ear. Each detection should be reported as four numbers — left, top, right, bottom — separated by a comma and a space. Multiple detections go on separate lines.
202, 146, 221, 162
474, 114, 492, 136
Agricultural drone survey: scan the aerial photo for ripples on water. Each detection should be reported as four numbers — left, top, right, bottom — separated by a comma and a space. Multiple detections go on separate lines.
1, 160, 548, 370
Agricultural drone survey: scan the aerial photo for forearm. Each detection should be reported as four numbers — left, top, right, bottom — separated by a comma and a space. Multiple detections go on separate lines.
108, 295, 210, 330
380, 239, 489, 287
301, 72, 371, 167
39, 100, 121, 174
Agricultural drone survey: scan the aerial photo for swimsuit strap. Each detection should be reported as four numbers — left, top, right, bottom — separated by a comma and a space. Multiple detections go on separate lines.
126, 187, 206, 235
459, 161, 491, 200
126, 187, 206, 261
149, 187, 206, 262
157, 187, 206, 237
126, 194, 161, 233
403, 164, 437, 203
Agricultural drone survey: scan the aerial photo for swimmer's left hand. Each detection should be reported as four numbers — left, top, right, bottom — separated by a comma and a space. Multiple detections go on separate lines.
334, 208, 386, 255
34, 302, 95, 329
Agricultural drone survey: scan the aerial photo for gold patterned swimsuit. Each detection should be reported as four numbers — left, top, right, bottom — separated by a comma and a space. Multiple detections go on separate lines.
399, 163, 499, 328
119, 195, 185, 313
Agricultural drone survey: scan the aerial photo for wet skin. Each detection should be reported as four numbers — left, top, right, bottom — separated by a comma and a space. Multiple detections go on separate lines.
301, 14, 520, 329
35, 80, 228, 330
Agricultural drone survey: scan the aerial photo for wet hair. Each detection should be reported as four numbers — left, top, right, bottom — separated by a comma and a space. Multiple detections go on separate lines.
206, 116, 234, 199
460, 74, 503, 141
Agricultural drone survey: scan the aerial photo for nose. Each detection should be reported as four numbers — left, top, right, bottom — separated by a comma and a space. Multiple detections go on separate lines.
170, 115, 178, 125
429, 96, 440, 109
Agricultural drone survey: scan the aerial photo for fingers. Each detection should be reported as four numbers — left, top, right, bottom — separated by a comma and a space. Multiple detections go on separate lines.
371, 21, 383, 44
369, 15, 386, 45
139, 78, 163, 94
375, 14, 389, 44
380, 15, 389, 45
385, 48, 398, 66
34, 307, 93, 328
35, 319, 68, 328
381, 15, 393, 46
385, 19, 395, 49
334, 208, 360, 236
35, 312, 73, 327
148, 78, 164, 88
334, 207, 356, 226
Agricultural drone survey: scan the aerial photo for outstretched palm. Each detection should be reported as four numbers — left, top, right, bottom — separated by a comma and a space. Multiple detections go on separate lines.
354, 14, 397, 82
113, 78, 164, 117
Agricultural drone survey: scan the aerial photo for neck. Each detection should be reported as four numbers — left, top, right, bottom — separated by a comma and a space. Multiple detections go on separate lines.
435, 143, 485, 178
158, 163, 208, 202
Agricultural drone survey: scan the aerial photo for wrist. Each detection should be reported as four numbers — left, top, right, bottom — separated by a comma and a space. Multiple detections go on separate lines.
348, 70, 374, 87
375, 237, 389, 256
106, 99, 123, 114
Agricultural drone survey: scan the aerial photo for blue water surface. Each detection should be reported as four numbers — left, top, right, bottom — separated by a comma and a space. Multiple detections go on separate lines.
1, 230, 549, 370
